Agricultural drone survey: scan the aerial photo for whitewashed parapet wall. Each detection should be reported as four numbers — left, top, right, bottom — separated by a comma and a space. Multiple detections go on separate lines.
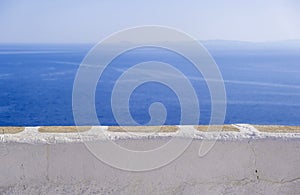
0, 125, 299, 194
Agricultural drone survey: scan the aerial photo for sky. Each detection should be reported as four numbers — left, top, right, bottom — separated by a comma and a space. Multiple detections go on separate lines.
0, 0, 299, 43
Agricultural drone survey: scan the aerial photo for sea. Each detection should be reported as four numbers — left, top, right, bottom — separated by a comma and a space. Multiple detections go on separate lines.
1, 41, 300, 126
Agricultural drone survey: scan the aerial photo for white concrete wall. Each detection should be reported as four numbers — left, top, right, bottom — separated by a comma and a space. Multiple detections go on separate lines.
1, 139, 299, 194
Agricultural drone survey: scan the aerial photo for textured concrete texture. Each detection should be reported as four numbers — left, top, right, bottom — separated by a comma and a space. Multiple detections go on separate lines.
108, 125, 179, 132
194, 125, 240, 132
38, 126, 92, 133
0, 127, 25, 134
1, 125, 300, 134
253, 125, 300, 133
0, 138, 299, 194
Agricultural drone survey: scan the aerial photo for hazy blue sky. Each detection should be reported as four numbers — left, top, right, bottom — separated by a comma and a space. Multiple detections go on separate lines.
0, 0, 299, 43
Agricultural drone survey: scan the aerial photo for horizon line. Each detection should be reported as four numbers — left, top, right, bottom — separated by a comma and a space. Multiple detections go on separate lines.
1, 39, 300, 45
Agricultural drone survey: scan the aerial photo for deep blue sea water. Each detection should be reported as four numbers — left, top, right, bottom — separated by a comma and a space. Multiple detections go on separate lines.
1, 42, 300, 126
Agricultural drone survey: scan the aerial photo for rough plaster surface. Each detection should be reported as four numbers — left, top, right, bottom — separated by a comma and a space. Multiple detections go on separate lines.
0, 140, 299, 194
0, 125, 299, 194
